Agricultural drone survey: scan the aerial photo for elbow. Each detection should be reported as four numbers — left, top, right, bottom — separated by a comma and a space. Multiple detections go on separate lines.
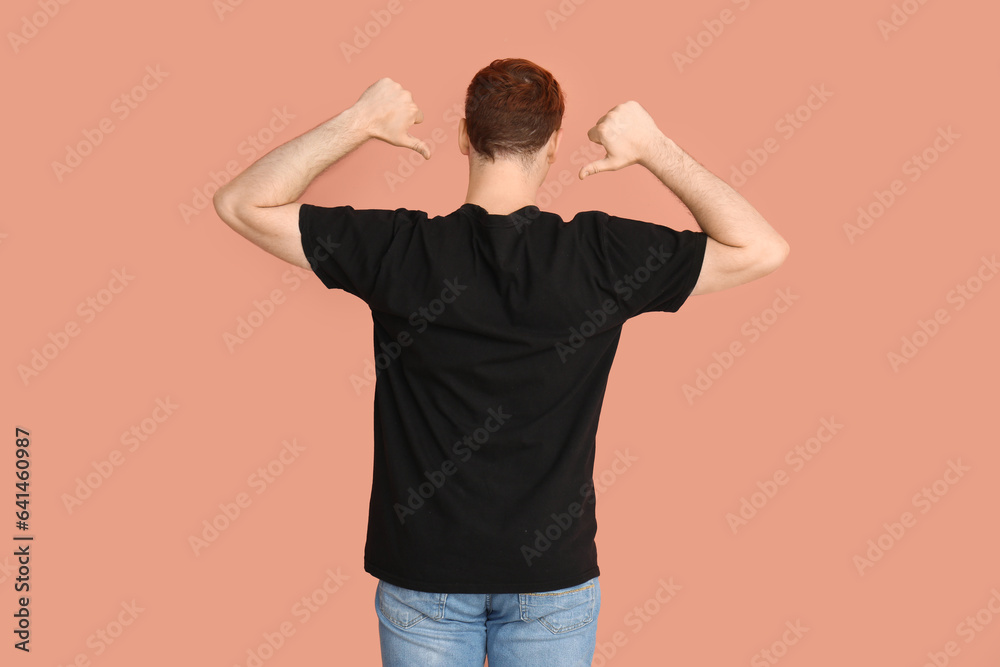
213, 187, 242, 227
773, 237, 790, 265
756, 238, 790, 277
212, 185, 231, 216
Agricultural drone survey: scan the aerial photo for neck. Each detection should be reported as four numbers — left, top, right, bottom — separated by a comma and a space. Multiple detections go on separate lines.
465, 158, 545, 215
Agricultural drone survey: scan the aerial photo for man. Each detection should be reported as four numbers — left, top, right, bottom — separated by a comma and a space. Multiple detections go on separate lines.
214, 58, 788, 666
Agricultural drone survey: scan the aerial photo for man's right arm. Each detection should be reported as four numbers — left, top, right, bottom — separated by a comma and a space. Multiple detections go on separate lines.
579, 101, 789, 295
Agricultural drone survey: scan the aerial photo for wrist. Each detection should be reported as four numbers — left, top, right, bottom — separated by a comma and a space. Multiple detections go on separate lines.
328, 105, 372, 144
638, 133, 677, 170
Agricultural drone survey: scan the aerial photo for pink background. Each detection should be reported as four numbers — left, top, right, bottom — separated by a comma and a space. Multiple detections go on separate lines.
4, 0, 999, 665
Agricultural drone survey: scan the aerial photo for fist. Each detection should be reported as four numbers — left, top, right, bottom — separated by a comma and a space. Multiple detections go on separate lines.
354, 78, 430, 159
579, 100, 663, 179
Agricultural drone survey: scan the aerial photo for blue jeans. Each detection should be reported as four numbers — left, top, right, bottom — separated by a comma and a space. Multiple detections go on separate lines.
375, 576, 601, 666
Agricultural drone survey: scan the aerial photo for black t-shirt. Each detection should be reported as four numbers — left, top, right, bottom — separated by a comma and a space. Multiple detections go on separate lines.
299, 201, 707, 593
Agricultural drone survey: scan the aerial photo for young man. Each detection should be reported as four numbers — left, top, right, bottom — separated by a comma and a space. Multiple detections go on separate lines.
214, 58, 788, 666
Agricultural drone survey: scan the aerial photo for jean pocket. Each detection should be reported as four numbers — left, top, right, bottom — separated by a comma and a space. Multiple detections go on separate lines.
519, 579, 598, 634
377, 580, 448, 630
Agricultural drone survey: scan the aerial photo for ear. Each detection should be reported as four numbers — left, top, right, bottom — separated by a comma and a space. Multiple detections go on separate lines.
547, 127, 563, 163
458, 118, 470, 156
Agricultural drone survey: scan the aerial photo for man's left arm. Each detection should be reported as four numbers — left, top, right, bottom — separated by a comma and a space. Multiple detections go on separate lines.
213, 78, 431, 270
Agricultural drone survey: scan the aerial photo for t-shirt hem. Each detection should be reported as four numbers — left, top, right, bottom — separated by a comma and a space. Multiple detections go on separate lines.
364, 560, 601, 594
665, 231, 709, 312
298, 203, 340, 290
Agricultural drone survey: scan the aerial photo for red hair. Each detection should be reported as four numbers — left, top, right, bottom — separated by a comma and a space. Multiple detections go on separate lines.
464, 58, 565, 167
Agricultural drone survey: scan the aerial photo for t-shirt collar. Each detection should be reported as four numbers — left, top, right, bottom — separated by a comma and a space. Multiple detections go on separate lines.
459, 202, 541, 227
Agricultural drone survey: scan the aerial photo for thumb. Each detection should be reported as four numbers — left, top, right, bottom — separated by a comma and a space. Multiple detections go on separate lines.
407, 134, 431, 160
579, 156, 616, 180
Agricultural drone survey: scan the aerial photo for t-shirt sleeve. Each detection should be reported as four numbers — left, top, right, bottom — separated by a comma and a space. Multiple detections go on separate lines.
298, 203, 410, 300
598, 212, 708, 317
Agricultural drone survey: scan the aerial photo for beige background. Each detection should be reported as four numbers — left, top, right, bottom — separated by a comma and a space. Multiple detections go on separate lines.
4, 0, 999, 665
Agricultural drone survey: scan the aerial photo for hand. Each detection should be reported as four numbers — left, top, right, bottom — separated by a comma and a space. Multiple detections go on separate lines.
353, 78, 431, 159
579, 101, 664, 179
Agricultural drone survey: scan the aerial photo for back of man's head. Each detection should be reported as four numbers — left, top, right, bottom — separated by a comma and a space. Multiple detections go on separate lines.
465, 58, 565, 171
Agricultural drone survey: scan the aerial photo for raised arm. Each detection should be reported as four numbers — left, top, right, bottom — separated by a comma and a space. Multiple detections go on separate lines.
579, 101, 789, 295
213, 78, 430, 270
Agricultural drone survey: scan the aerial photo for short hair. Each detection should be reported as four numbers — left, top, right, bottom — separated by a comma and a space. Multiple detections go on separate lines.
464, 58, 565, 170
